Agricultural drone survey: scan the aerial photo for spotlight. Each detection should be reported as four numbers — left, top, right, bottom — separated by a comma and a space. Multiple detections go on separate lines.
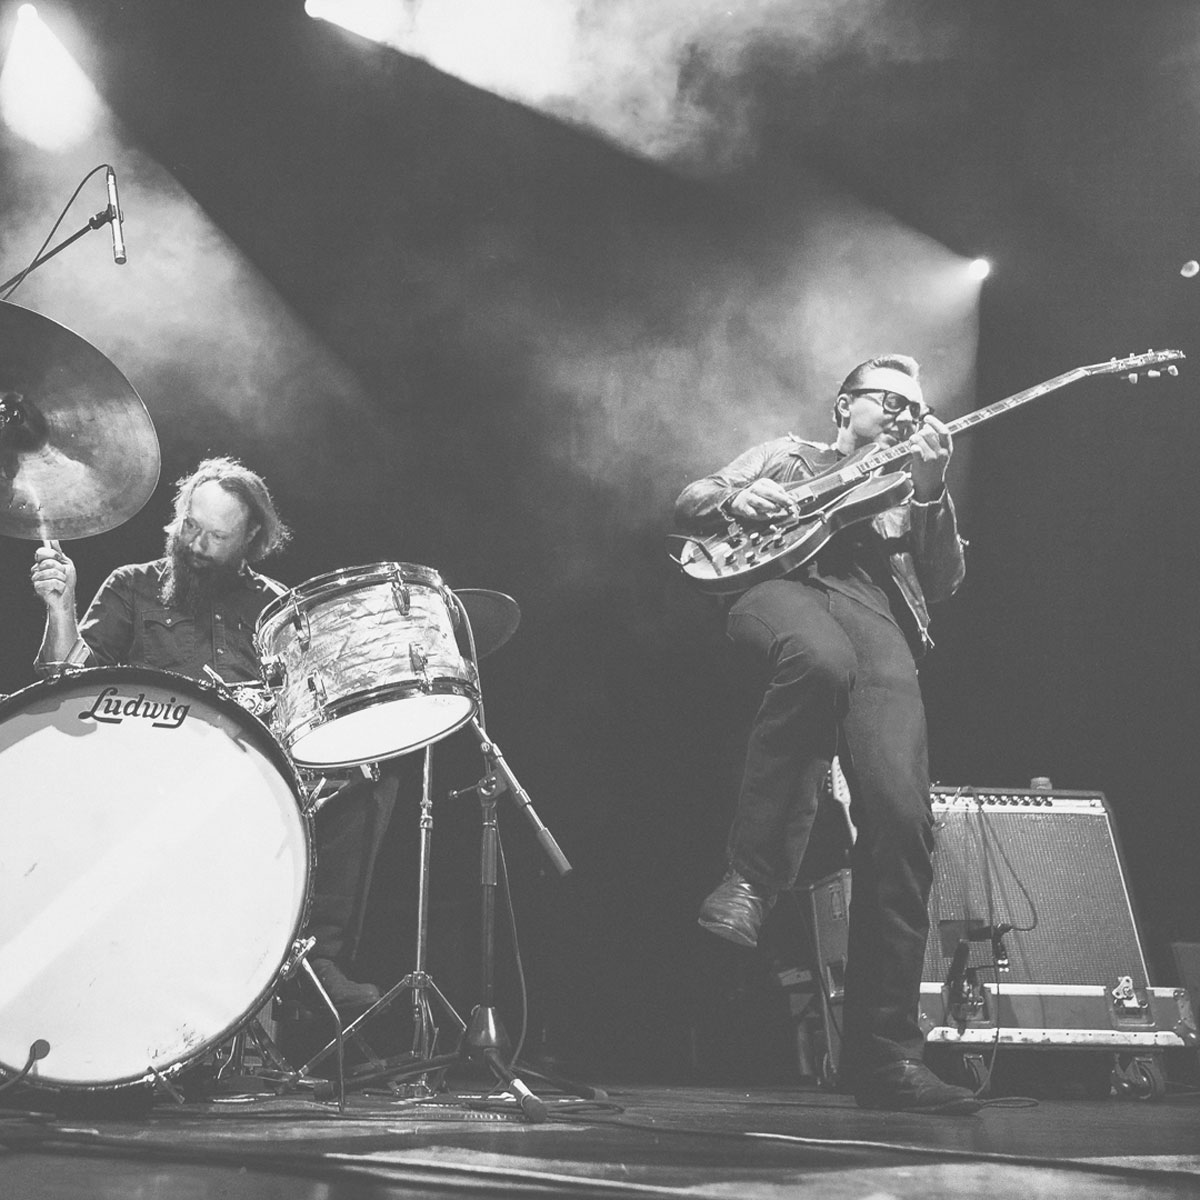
304, 0, 403, 43
1, 4, 102, 150
966, 258, 991, 282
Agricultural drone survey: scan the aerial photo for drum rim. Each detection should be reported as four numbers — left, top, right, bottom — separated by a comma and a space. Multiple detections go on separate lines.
255, 561, 451, 631
287, 679, 479, 768
0, 665, 314, 1093
0, 665, 301, 791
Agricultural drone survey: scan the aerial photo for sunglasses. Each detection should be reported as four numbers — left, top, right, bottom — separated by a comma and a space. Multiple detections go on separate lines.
846, 388, 928, 420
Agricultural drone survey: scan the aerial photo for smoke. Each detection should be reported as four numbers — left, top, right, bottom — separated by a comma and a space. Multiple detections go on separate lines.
393, 0, 966, 174
0, 136, 386, 539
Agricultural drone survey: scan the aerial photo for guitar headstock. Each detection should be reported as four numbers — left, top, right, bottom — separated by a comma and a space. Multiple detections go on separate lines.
1086, 348, 1186, 384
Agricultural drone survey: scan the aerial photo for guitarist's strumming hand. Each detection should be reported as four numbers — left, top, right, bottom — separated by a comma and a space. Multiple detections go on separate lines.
727, 478, 800, 522
906, 414, 953, 502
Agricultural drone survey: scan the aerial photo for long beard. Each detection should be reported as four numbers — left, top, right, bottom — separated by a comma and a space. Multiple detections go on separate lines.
161, 536, 244, 616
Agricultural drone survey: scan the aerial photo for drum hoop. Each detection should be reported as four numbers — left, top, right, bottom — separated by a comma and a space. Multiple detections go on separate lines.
0, 665, 314, 1093
255, 562, 450, 632
0, 665, 300, 784
288, 678, 479, 768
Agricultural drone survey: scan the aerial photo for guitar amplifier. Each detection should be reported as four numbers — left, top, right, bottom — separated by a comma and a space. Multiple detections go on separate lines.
919, 787, 1195, 1076
922, 787, 1148, 988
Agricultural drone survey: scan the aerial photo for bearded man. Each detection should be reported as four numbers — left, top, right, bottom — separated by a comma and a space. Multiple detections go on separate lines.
30, 456, 395, 1010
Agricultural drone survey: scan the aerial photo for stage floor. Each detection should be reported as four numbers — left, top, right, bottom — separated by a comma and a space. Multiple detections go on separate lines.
3, 1070, 1200, 1199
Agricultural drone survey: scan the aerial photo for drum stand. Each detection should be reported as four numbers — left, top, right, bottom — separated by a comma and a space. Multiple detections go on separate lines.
299, 745, 467, 1097
298, 714, 587, 1119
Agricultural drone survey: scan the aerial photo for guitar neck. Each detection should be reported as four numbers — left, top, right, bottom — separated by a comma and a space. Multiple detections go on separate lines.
849, 367, 1090, 478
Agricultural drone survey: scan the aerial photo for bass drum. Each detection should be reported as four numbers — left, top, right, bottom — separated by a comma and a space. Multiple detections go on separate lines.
0, 667, 310, 1093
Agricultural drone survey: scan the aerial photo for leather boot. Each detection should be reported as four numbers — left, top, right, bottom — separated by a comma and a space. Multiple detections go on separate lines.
853, 1058, 981, 1115
697, 869, 776, 948
310, 958, 381, 1009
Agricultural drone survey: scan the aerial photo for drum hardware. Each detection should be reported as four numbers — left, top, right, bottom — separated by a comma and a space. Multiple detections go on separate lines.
149, 1065, 186, 1104
36, 635, 93, 680
0, 1039, 51, 1097
301, 596, 594, 1118
300, 745, 468, 1099
307, 671, 328, 707
390, 568, 410, 615
287, 596, 311, 649
185, 938, 350, 1109
299, 771, 344, 816
201, 665, 277, 721
294, 761, 378, 816
409, 643, 430, 688
260, 654, 286, 689
295, 591, 516, 1098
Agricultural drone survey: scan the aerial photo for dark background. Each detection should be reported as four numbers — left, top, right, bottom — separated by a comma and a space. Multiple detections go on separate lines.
2, 0, 1198, 1078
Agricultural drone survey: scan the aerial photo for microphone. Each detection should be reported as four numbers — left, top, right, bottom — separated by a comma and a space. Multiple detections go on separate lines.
106, 167, 127, 264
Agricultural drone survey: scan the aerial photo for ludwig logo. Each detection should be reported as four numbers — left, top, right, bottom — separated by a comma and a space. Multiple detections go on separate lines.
79, 686, 191, 729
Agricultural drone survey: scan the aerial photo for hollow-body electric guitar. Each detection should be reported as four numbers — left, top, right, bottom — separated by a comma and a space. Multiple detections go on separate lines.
672, 350, 1184, 595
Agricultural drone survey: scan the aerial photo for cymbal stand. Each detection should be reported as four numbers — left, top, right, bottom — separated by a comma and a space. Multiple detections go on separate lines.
299, 746, 467, 1096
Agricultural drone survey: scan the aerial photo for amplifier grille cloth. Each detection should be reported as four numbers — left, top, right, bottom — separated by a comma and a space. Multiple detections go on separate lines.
922, 801, 1148, 986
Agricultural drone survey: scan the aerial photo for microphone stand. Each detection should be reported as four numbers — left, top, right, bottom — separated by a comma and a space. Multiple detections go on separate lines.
446, 717, 580, 1121
0, 203, 118, 296
301, 595, 598, 1117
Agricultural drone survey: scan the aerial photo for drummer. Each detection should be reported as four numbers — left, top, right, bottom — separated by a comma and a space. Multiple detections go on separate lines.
30, 455, 396, 1010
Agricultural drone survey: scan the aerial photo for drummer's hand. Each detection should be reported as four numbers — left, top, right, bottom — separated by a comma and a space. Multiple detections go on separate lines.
727, 479, 799, 522
31, 541, 77, 608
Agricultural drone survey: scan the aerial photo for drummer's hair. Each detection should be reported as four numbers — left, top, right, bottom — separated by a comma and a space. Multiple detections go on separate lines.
167, 456, 292, 562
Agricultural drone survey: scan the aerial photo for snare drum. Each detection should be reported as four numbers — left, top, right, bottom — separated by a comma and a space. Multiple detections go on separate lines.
255, 562, 479, 768
0, 667, 310, 1093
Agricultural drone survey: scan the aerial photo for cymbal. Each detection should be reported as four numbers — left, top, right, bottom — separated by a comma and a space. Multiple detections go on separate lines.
454, 588, 521, 659
0, 301, 160, 540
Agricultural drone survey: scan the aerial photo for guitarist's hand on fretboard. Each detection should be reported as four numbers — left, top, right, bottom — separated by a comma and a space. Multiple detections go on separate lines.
907, 414, 953, 501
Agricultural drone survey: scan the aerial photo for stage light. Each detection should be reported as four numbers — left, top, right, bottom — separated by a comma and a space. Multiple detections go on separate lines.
0, 4, 102, 150
304, 0, 405, 43
306, 0, 575, 107
966, 258, 991, 281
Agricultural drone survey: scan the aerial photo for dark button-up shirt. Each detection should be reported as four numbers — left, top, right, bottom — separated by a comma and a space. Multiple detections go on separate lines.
75, 559, 287, 683
674, 434, 967, 652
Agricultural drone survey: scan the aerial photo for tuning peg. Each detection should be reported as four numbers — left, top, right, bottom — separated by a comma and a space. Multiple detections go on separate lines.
1168, 365, 1179, 376
1125, 372, 1139, 383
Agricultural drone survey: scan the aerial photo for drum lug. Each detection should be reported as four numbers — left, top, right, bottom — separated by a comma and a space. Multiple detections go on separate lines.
260, 654, 287, 690
307, 672, 327, 707
281, 936, 317, 982
409, 644, 431, 691
391, 575, 411, 616
288, 598, 311, 650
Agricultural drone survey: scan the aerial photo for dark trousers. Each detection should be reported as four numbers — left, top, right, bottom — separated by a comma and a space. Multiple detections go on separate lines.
307, 769, 399, 966
725, 579, 934, 1072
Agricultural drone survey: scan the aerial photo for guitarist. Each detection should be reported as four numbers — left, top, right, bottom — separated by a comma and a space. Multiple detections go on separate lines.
674, 354, 974, 1113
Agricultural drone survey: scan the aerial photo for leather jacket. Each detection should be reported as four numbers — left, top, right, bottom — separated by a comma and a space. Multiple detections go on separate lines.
674, 434, 966, 653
